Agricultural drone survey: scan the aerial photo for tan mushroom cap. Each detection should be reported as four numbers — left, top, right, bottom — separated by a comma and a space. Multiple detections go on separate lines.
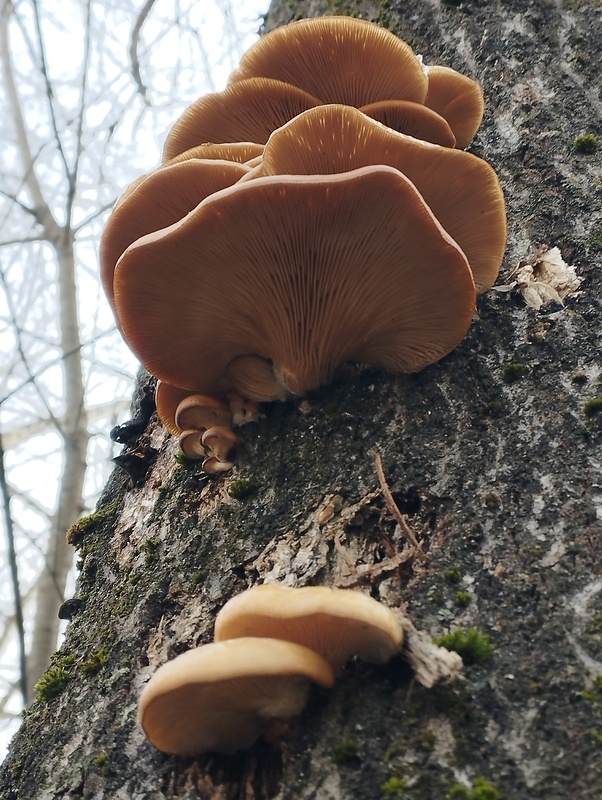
215, 585, 403, 674
228, 16, 427, 107
201, 426, 239, 462
114, 166, 475, 398
223, 354, 291, 403
174, 394, 232, 431
155, 381, 193, 436
250, 105, 506, 293
100, 159, 248, 308
165, 141, 264, 166
424, 65, 485, 149
178, 429, 206, 459
163, 78, 322, 161
138, 637, 335, 756
360, 100, 456, 147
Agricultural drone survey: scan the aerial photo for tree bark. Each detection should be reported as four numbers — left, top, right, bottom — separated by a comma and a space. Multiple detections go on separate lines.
2, 0, 601, 798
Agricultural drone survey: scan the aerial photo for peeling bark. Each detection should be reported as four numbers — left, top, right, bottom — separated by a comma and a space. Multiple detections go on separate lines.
2, 0, 602, 798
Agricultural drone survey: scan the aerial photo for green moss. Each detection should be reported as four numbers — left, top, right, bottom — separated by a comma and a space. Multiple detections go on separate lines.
141, 537, 160, 565
579, 674, 602, 707
483, 493, 500, 509
415, 729, 436, 751
573, 133, 598, 154
81, 648, 109, 677
228, 478, 260, 500
92, 752, 108, 768
445, 566, 462, 584
449, 778, 500, 799
331, 738, 359, 764
34, 655, 76, 701
435, 628, 494, 664
66, 500, 120, 546
592, 729, 602, 745
381, 776, 406, 796
174, 450, 194, 466
503, 362, 526, 383
583, 397, 602, 417
191, 569, 207, 586
454, 591, 472, 608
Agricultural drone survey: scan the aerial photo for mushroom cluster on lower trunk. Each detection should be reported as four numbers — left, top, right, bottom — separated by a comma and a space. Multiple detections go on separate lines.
138, 587, 405, 756
100, 16, 506, 471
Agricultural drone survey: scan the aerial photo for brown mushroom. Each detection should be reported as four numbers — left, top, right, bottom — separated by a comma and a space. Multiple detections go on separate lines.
174, 394, 232, 431
214, 585, 403, 674
163, 78, 322, 160
101, 159, 248, 309
424, 65, 485, 149
113, 165, 475, 399
138, 638, 335, 756
223, 354, 291, 403
228, 16, 427, 107
201, 426, 239, 463
178, 429, 206, 460
155, 381, 193, 437
249, 104, 506, 292
360, 100, 456, 147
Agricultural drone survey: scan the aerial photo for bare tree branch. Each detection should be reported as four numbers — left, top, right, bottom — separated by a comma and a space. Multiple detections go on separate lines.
129, 0, 157, 105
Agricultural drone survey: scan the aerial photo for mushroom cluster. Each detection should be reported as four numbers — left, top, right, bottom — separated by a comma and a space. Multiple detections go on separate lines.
101, 16, 506, 470
138, 585, 403, 755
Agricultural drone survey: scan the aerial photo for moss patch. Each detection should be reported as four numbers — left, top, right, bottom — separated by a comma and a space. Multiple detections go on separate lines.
435, 629, 494, 664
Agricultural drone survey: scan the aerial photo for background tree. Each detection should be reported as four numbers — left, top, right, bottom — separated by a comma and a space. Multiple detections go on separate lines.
2, 0, 602, 798
0, 0, 265, 750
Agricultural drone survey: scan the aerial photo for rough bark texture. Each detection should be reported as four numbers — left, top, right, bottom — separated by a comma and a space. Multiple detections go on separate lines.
2, 0, 601, 798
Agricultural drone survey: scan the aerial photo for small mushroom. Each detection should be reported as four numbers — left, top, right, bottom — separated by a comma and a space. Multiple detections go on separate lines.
174, 395, 232, 431
178, 429, 206, 460
201, 426, 239, 463
228, 16, 427, 107
138, 637, 335, 755
424, 65, 485, 149
214, 585, 403, 674
163, 78, 321, 160
223, 354, 291, 402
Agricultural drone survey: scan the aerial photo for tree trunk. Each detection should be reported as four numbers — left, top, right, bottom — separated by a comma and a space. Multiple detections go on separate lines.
2, 0, 601, 798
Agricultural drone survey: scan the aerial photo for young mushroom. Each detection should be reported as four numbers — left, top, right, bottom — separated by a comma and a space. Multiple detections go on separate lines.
113, 165, 476, 400
214, 585, 404, 675
138, 637, 335, 756
360, 100, 456, 147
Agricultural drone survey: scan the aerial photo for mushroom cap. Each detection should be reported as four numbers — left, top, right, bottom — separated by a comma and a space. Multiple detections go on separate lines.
223, 354, 291, 402
214, 585, 403, 673
100, 159, 248, 308
113, 166, 475, 398
201, 425, 239, 462
360, 100, 456, 147
250, 105, 506, 293
174, 394, 232, 431
228, 16, 427, 107
424, 65, 485, 149
138, 637, 335, 755
178, 429, 206, 459
163, 78, 322, 160
164, 141, 264, 166
155, 380, 194, 436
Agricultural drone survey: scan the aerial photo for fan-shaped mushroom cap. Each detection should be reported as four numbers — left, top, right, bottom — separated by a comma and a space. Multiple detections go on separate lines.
201, 426, 239, 462
228, 17, 427, 107
163, 79, 322, 160
215, 585, 403, 674
424, 65, 485, 149
138, 638, 335, 756
179, 429, 206, 459
114, 166, 475, 399
360, 100, 456, 147
101, 159, 248, 308
250, 105, 506, 293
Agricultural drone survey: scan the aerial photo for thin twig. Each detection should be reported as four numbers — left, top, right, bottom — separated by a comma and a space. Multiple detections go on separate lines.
373, 449, 425, 556
0, 432, 28, 705
129, 0, 156, 105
